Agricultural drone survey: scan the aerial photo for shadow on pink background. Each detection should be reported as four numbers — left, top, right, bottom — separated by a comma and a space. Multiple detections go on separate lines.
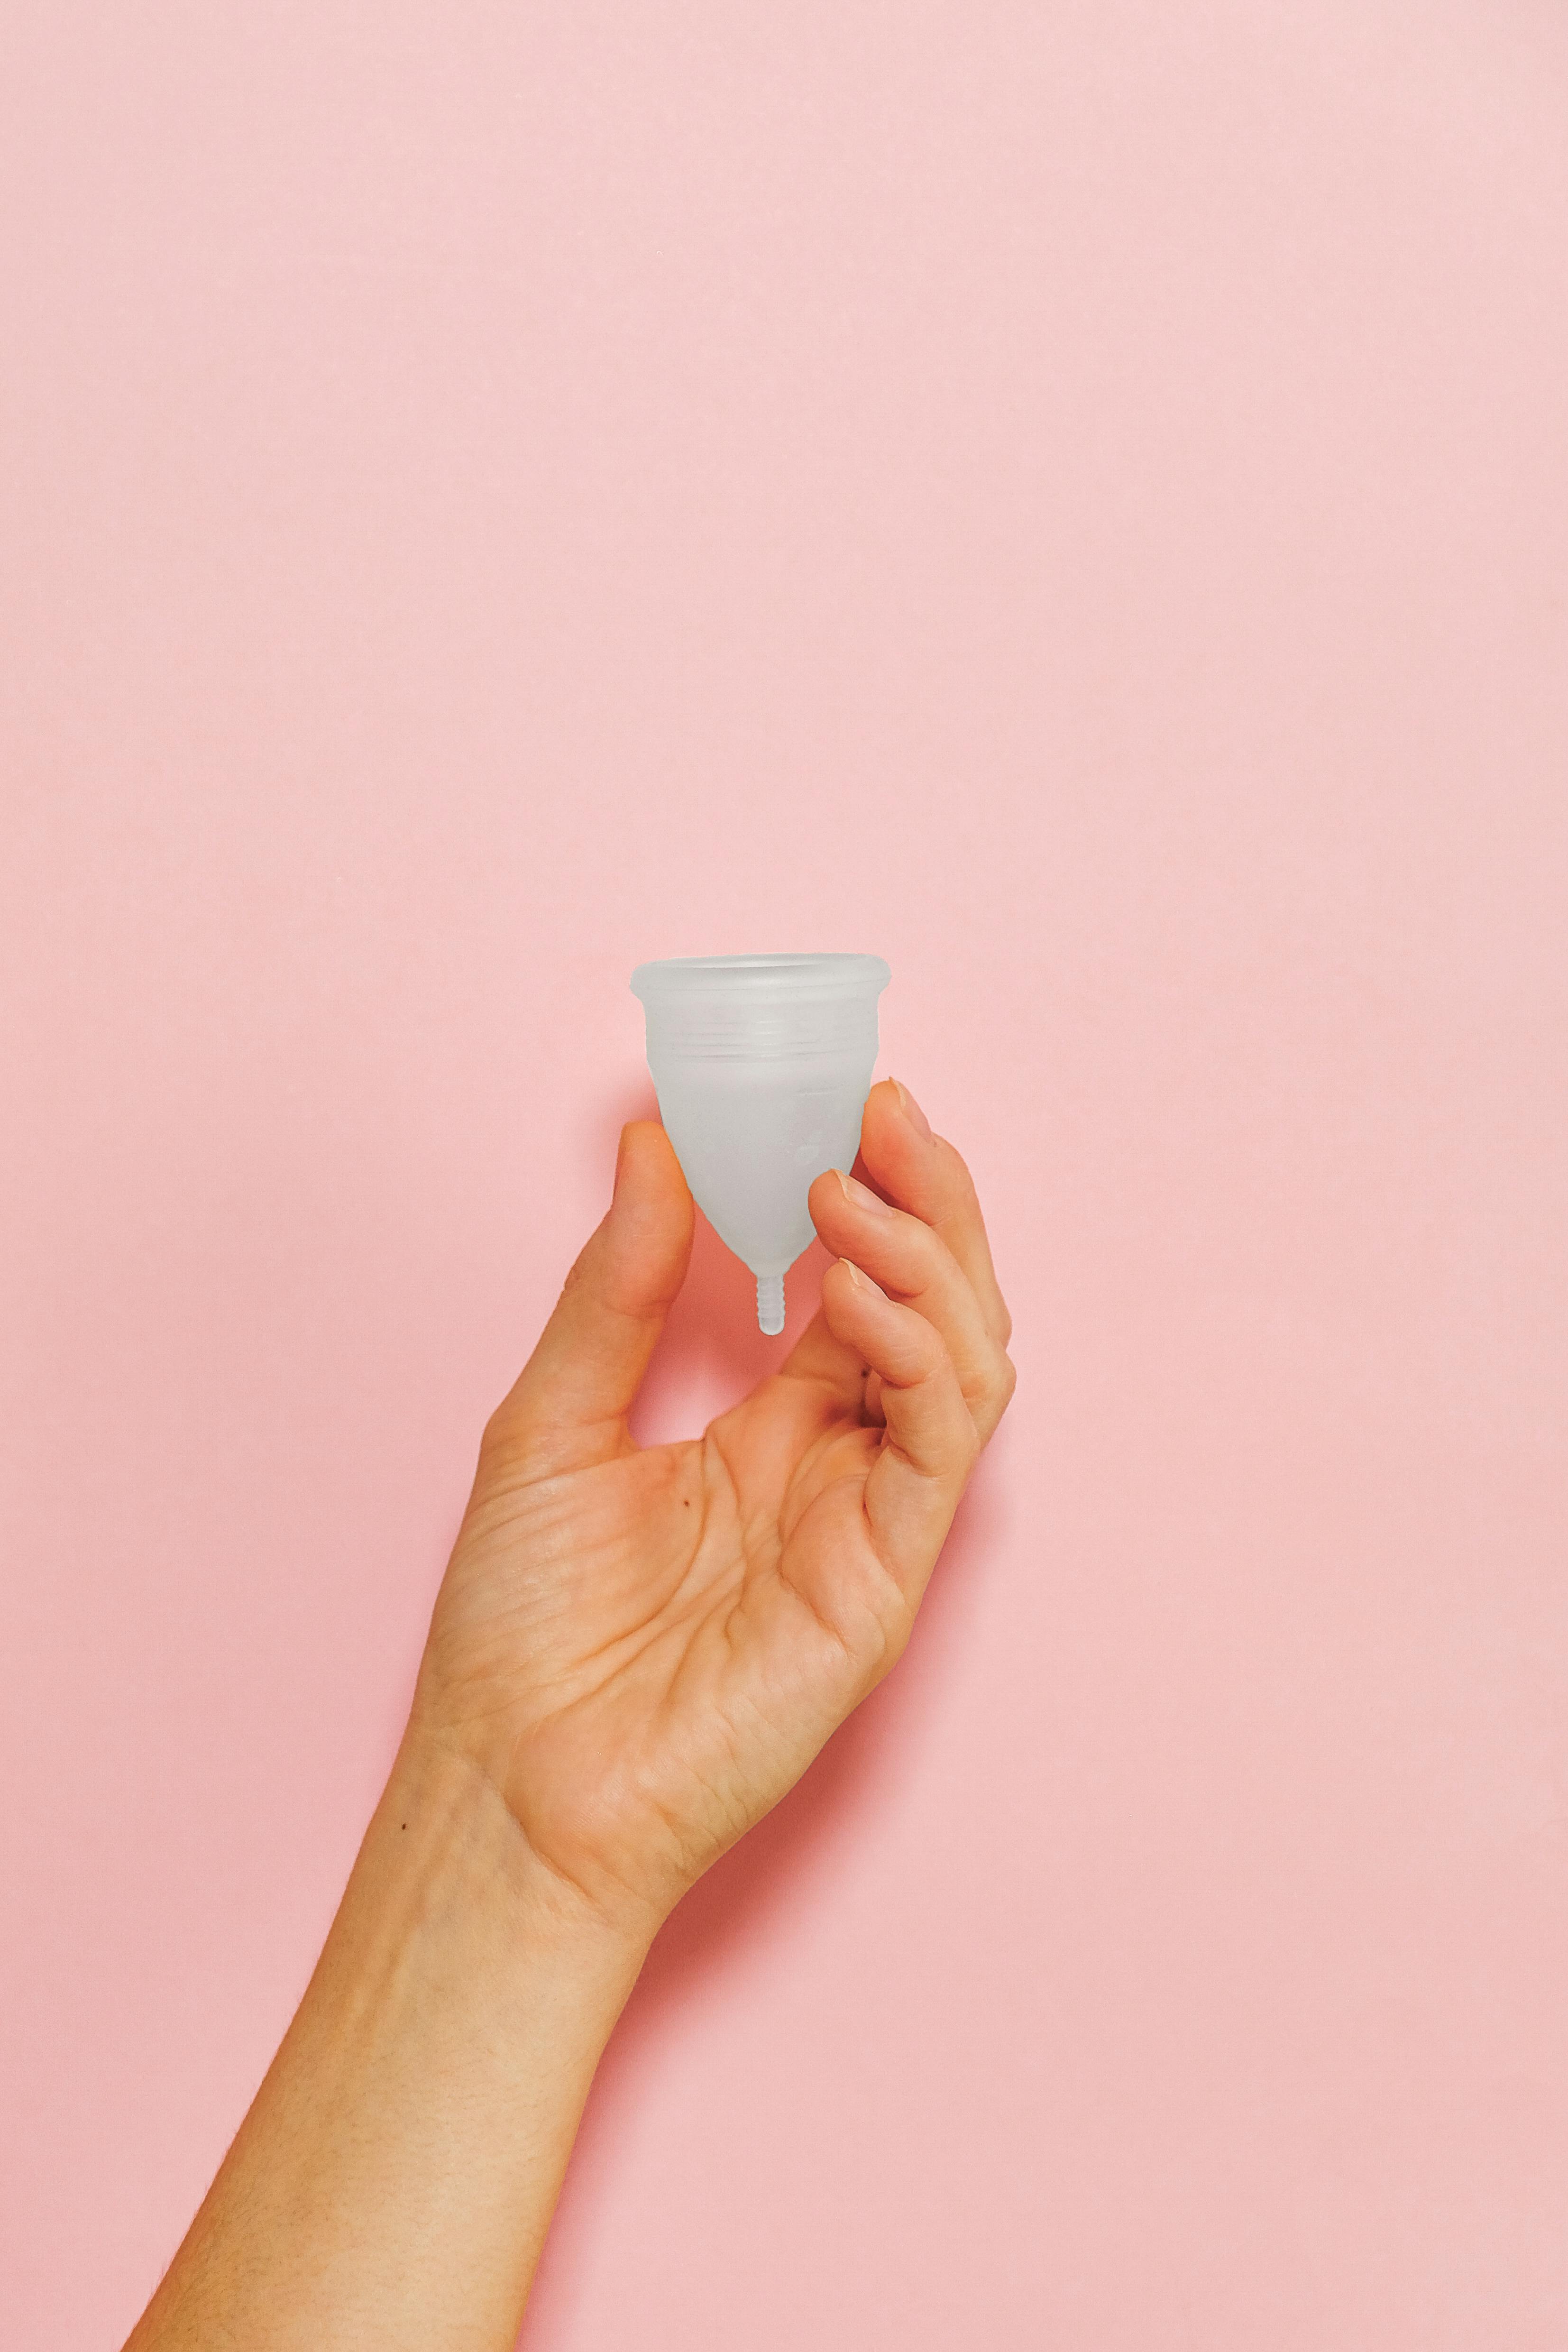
2, 3, 1567, 2346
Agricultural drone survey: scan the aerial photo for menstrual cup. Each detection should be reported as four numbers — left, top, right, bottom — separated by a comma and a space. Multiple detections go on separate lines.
629, 952, 892, 1334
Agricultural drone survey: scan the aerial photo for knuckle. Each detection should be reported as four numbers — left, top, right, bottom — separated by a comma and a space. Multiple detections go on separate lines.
878, 1599, 917, 1678
897, 1210, 943, 1269
935, 1133, 980, 1204
927, 1124, 964, 1171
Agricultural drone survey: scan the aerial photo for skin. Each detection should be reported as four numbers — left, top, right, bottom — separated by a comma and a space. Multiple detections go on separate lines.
125, 1076, 1016, 2351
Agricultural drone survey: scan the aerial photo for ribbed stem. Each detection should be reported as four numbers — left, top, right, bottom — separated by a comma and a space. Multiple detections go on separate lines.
756, 1272, 786, 1336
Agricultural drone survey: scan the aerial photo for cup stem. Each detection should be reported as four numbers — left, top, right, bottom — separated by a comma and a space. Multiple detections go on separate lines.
757, 1272, 786, 1336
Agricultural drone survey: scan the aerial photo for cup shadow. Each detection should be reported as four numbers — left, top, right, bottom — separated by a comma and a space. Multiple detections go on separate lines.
518, 1080, 1013, 2343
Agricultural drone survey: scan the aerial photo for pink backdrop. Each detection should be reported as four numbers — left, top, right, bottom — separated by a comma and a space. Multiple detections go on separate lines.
3, 5, 1567, 2345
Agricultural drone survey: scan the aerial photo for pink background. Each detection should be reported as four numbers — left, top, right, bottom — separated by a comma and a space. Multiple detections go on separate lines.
3, 4, 1567, 2345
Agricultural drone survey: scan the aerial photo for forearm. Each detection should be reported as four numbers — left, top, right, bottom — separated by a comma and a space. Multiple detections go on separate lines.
125, 1727, 650, 2351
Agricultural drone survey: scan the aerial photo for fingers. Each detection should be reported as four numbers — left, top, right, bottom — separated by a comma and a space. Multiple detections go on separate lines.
804, 1078, 1017, 1616
819, 1258, 981, 1612
807, 1164, 1015, 1442
857, 1078, 1014, 1349
787, 1079, 1015, 1452
485, 1120, 694, 1481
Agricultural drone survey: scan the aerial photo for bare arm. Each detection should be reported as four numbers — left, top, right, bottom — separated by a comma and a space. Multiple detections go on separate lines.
126, 1735, 643, 2350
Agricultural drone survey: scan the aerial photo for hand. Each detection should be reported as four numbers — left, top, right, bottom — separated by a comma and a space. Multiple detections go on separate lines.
412, 1077, 1017, 1945
122, 1076, 1015, 2352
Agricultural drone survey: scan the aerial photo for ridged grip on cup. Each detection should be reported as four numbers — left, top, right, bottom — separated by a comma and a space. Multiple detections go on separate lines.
630, 953, 891, 1329
756, 1272, 786, 1335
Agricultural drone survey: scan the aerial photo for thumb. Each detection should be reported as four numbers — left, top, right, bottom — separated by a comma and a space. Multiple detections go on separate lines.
486, 1119, 694, 1480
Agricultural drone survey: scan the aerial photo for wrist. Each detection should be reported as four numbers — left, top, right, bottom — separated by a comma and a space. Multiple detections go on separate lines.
354, 1720, 657, 2006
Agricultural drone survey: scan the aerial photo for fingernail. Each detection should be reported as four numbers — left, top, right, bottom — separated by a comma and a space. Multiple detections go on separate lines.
836, 1168, 893, 1216
891, 1078, 933, 1140
840, 1257, 886, 1297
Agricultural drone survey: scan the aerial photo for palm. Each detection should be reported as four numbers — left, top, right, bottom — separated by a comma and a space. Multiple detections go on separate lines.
417, 1084, 1014, 1936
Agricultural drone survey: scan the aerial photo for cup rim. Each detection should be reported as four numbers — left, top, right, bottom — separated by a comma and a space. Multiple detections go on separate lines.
631, 952, 889, 1000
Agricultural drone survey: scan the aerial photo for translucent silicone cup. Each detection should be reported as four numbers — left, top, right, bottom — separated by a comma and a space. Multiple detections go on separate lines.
629, 952, 892, 1333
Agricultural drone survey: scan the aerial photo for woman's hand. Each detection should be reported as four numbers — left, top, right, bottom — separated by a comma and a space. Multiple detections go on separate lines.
413, 1077, 1016, 1944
